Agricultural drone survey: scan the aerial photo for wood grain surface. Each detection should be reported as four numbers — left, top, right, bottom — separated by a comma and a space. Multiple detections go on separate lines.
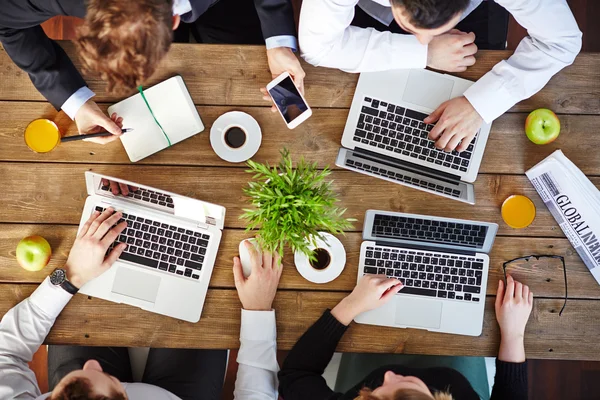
1, 44, 599, 359
0, 43, 599, 113
2, 225, 597, 299
0, 285, 596, 360
0, 102, 599, 175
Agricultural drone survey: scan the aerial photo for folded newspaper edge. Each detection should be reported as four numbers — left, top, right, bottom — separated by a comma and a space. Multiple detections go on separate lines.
526, 150, 600, 285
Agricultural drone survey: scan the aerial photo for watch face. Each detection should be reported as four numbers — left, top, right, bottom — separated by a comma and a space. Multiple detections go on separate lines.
50, 269, 66, 286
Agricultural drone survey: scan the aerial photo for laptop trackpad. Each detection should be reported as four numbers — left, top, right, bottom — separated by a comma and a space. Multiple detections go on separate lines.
403, 70, 454, 110
111, 267, 161, 304
395, 297, 442, 329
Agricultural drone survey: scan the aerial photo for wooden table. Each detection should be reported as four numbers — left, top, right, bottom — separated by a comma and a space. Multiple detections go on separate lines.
1, 43, 600, 360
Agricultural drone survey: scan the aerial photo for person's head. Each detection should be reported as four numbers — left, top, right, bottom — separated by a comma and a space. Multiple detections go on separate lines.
354, 371, 453, 400
389, 0, 470, 44
75, 0, 181, 94
50, 359, 128, 400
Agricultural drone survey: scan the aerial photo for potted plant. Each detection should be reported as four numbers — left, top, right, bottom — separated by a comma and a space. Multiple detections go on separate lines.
241, 149, 354, 266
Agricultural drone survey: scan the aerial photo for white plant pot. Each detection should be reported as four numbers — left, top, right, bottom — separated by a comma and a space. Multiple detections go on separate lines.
294, 232, 346, 284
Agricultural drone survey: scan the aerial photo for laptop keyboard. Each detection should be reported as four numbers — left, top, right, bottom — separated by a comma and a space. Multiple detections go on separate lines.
373, 214, 487, 247
100, 185, 174, 208
353, 97, 477, 173
95, 206, 209, 280
362, 245, 485, 302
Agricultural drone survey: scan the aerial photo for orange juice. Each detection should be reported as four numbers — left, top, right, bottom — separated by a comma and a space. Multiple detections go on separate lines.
501, 195, 536, 229
24, 119, 60, 153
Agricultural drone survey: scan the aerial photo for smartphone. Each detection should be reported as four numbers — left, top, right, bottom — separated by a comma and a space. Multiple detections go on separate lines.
266, 72, 312, 129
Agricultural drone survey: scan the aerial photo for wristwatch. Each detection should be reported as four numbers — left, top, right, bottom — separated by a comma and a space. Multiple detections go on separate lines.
50, 268, 79, 295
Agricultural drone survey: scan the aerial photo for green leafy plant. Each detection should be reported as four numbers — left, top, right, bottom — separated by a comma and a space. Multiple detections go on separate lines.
241, 149, 354, 260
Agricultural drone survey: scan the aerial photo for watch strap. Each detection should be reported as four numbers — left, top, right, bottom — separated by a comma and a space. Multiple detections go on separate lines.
60, 279, 79, 295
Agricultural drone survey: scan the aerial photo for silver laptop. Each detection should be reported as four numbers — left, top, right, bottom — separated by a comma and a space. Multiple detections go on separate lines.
77, 171, 226, 323
336, 69, 493, 204
355, 210, 498, 336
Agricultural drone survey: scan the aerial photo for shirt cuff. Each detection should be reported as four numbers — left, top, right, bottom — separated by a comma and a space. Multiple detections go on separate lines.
240, 309, 276, 340
265, 35, 298, 52
29, 277, 73, 319
463, 69, 516, 123
61, 87, 95, 120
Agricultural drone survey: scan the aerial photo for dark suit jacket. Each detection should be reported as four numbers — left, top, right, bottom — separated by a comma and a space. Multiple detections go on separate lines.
0, 0, 296, 110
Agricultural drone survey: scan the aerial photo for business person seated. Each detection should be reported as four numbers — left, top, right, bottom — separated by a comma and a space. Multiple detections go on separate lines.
299, 0, 582, 152
0, 0, 304, 145
278, 274, 533, 400
0, 209, 282, 400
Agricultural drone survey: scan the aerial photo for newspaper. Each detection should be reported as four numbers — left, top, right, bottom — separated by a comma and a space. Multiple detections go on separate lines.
526, 150, 600, 285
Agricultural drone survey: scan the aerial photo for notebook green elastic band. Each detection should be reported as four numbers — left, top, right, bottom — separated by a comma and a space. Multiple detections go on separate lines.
137, 85, 172, 146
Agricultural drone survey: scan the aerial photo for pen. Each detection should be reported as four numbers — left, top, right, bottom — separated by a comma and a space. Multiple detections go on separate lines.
61, 128, 133, 143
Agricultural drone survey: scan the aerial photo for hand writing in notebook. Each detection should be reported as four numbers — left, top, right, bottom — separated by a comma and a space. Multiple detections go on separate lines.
75, 100, 124, 144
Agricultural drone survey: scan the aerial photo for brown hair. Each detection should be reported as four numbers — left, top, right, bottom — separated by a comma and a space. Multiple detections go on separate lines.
355, 387, 454, 400
390, 0, 469, 29
50, 377, 127, 400
75, 0, 174, 94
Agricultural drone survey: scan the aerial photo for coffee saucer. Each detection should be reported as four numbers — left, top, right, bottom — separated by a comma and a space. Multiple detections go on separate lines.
210, 111, 261, 163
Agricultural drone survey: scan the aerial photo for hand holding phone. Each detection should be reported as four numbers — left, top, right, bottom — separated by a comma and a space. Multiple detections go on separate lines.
265, 72, 312, 129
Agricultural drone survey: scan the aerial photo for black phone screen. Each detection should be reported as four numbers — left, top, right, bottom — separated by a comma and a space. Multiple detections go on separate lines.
268, 76, 308, 123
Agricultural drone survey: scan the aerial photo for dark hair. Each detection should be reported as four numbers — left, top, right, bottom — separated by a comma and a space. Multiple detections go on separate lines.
355, 387, 454, 400
75, 0, 174, 94
50, 377, 127, 400
390, 0, 470, 29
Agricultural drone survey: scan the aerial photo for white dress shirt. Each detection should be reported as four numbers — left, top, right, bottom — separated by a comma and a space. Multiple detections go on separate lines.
0, 277, 279, 400
298, 0, 582, 123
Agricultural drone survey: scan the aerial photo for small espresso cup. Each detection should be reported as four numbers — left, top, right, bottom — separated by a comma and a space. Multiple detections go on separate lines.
309, 247, 332, 271
221, 124, 248, 150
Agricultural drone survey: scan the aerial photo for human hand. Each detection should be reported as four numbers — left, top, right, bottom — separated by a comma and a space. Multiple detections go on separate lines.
331, 274, 403, 325
261, 47, 306, 112
74, 100, 123, 144
495, 275, 534, 363
65, 208, 128, 288
427, 29, 477, 73
425, 96, 483, 152
101, 178, 139, 197
233, 241, 283, 311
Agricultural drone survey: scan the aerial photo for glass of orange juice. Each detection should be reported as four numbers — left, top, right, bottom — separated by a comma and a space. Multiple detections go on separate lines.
24, 119, 61, 153
501, 195, 536, 229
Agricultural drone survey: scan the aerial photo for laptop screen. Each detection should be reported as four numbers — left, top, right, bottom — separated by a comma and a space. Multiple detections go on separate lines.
86, 172, 225, 229
365, 210, 497, 254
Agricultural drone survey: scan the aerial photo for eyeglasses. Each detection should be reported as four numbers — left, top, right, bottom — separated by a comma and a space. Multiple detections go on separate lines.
502, 255, 568, 316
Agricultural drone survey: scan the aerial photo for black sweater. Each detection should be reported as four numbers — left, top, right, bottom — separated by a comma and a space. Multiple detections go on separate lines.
279, 310, 528, 400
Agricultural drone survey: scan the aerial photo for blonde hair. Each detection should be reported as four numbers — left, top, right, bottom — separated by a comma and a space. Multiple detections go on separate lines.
355, 387, 454, 400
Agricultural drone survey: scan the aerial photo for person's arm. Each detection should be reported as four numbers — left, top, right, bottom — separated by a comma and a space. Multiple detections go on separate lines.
254, 0, 297, 50
232, 241, 283, 399
298, 0, 477, 73
464, 0, 582, 124
490, 275, 532, 400
298, 0, 426, 72
0, 25, 88, 113
0, 278, 72, 399
278, 275, 403, 400
234, 310, 279, 400
0, 25, 123, 144
0, 208, 127, 399
255, 0, 306, 106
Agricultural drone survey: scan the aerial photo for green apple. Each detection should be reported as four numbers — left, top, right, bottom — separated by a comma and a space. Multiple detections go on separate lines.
16, 235, 52, 272
525, 108, 561, 144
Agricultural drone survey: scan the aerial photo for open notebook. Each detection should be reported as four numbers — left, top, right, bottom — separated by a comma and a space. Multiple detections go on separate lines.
108, 75, 204, 162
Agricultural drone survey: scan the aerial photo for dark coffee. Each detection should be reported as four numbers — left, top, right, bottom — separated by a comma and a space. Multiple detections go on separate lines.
224, 126, 247, 149
310, 248, 331, 270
